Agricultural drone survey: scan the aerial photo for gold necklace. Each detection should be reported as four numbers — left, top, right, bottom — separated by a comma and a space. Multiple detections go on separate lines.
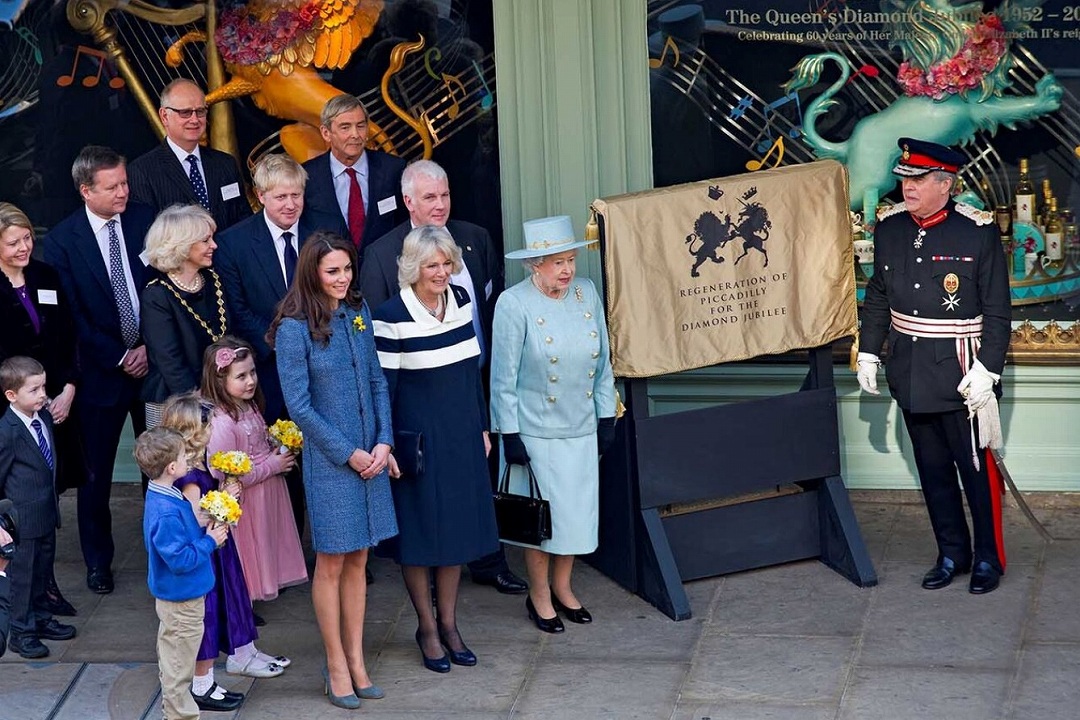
151, 269, 228, 341
168, 271, 204, 293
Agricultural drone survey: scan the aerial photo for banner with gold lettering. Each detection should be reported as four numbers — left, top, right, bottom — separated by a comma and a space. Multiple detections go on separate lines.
596, 159, 856, 377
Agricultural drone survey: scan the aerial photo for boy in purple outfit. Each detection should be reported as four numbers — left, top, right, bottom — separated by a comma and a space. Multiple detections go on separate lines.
136, 427, 235, 719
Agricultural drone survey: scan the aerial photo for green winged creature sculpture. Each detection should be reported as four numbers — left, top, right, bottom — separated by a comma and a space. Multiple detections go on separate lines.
783, 0, 1063, 211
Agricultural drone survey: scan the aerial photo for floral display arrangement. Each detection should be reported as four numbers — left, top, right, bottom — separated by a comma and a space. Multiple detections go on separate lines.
200, 489, 243, 526
897, 14, 1007, 99
269, 419, 304, 455
209, 449, 253, 479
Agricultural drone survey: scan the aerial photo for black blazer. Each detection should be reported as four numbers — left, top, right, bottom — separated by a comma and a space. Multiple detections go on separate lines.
139, 268, 232, 404
0, 572, 10, 656
0, 407, 59, 540
0, 260, 78, 398
216, 213, 313, 421
42, 203, 155, 406
128, 143, 249, 231
360, 219, 503, 351
301, 149, 407, 251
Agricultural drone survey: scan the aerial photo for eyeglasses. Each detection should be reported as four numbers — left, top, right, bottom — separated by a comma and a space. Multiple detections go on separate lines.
165, 106, 209, 119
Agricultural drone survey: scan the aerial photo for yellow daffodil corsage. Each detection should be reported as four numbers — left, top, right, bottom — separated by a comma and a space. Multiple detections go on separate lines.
353, 315, 367, 332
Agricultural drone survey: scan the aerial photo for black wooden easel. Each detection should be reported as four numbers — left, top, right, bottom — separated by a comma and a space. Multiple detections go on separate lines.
588, 347, 878, 620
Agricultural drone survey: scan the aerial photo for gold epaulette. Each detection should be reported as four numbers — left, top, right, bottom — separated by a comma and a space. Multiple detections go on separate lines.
954, 202, 994, 226
877, 201, 907, 222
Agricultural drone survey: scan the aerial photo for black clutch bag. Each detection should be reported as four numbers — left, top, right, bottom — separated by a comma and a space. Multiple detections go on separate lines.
493, 462, 552, 546
393, 430, 424, 479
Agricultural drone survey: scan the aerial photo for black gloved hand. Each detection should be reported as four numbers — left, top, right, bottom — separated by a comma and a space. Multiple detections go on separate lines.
502, 433, 531, 465
596, 417, 617, 457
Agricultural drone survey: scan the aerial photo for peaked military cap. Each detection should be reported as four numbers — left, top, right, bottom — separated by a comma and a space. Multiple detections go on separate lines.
892, 137, 967, 177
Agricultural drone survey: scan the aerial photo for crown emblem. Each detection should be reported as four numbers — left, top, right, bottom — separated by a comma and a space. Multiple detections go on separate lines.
902, 144, 911, 161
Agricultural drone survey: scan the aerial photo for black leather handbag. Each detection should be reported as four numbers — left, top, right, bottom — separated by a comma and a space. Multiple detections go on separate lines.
493, 462, 552, 545
393, 430, 424, 479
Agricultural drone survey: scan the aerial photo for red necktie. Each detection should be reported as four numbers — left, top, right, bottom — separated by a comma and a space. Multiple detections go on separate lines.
345, 167, 366, 249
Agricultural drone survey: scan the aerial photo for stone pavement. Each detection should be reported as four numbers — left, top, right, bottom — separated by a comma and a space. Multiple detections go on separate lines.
2, 487, 1079, 720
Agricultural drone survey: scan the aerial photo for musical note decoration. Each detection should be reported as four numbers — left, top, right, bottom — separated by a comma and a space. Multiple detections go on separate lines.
15, 28, 42, 66
846, 64, 881, 84
649, 35, 680, 70
424, 47, 443, 80
57, 45, 125, 89
440, 72, 467, 120
729, 95, 753, 120
746, 136, 784, 172
756, 91, 803, 152
471, 60, 494, 111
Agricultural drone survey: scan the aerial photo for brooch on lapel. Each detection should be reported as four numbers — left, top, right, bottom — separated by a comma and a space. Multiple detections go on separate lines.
574, 286, 583, 303
353, 315, 367, 332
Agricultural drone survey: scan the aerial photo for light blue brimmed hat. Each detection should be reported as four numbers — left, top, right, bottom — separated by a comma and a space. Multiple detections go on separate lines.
505, 215, 592, 259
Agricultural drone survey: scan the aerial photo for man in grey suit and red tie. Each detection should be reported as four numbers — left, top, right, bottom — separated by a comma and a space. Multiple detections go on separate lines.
360, 160, 526, 595
216, 153, 311, 536
128, 79, 248, 231
302, 94, 407, 257
43, 145, 154, 595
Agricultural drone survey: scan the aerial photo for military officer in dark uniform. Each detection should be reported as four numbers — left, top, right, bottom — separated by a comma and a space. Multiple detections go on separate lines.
857, 138, 1012, 595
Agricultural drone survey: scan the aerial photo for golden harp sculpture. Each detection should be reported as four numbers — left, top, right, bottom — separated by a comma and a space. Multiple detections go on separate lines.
165, 0, 432, 161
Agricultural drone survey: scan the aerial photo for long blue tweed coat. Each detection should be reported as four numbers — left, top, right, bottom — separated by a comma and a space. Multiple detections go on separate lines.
275, 301, 398, 553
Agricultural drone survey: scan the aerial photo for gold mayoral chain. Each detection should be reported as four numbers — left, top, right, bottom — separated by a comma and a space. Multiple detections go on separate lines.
151, 269, 228, 342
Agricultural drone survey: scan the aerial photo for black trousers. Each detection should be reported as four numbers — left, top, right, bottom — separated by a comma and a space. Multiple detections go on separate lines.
9, 532, 55, 637
76, 394, 145, 572
902, 409, 1005, 573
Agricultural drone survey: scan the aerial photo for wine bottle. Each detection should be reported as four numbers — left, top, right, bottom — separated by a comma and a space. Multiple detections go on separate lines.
1045, 197, 1063, 265
1015, 158, 1035, 224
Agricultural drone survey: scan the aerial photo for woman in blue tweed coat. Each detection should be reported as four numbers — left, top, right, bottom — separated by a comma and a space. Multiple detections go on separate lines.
270, 232, 397, 707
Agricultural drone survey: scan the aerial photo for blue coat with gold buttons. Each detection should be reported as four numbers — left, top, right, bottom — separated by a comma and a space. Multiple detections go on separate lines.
491, 278, 616, 438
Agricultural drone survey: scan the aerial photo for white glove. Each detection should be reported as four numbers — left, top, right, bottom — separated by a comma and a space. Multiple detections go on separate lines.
856, 352, 880, 395
956, 359, 999, 414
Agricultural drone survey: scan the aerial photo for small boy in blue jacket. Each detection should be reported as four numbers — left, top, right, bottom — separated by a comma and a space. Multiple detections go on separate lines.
136, 427, 230, 720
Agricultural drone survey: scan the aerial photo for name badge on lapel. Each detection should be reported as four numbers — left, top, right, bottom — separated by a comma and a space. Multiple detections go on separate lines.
221, 182, 241, 201
377, 196, 397, 215
37, 289, 58, 305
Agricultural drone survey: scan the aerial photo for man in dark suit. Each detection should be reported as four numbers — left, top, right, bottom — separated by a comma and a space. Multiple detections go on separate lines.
0, 357, 77, 658
360, 160, 526, 595
217, 153, 310, 535
0, 505, 15, 658
127, 79, 248, 231
302, 94, 407, 258
43, 145, 154, 595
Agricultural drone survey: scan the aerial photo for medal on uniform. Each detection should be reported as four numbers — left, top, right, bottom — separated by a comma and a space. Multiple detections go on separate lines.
913, 228, 926, 249
941, 272, 960, 311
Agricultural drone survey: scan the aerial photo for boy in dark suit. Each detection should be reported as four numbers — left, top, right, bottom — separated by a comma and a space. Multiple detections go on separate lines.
0, 356, 76, 659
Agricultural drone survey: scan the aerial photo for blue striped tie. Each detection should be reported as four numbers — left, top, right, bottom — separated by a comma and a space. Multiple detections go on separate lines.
31, 418, 54, 470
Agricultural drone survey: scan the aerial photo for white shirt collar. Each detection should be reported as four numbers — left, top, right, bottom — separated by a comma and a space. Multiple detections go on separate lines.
9, 405, 43, 435
262, 211, 299, 244
329, 150, 368, 180
167, 137, 202, 167
84, 205, 121, 235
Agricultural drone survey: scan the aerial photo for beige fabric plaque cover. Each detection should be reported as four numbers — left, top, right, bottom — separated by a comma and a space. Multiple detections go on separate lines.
596, 160, 857, 378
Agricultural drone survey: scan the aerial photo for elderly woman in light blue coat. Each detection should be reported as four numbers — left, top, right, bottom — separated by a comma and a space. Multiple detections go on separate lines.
271, 232, 397, 709
490, 215, 617, 634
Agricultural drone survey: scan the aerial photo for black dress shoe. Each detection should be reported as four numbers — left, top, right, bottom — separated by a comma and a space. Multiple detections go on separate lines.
252, 612, 266, 627
36, 618, 77, 641
9, 634, 49, 659
525, 596, 564, 634
969, 561, 1002, 595
192, 683, 245, 712
86, 568, 114, 594
43, 578, 77, 616
551, 592, 593, 624
475, 570, 528, 594
920, 558, 970, 590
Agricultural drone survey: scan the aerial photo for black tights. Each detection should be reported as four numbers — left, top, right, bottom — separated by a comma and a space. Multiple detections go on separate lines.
401, 565, 467, 657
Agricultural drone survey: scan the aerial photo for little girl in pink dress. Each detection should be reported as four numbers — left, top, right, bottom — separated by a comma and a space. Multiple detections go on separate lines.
202, 337, 307, 602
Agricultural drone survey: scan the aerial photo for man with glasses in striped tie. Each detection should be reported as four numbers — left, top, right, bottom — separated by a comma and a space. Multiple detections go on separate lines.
0, 356, 76, 658
43, 145, 156, 596
128, 79, 249, 231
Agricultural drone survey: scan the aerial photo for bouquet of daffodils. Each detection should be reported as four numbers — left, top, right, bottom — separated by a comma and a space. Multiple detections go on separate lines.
209, 450, 252, 478
200, 490, 242, 526
269, 419, 303, 455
